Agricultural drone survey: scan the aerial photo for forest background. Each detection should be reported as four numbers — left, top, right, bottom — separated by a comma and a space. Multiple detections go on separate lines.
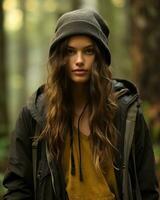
0, 0, 160, 197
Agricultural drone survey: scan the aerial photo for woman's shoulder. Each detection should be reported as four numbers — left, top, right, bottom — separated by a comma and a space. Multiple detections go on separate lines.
26, 84, 46, 124
112, 78, 139, 107
113, 78, 138, 96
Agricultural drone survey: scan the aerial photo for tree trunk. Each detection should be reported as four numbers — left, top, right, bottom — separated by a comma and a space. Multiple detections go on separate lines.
130, 0, 160, 103
0, 0, 8, 137
17, 0, 28, 107
130, 0, 160, 152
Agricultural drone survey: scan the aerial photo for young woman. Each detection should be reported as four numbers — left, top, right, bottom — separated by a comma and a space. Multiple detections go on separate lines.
3, 8, 159, 200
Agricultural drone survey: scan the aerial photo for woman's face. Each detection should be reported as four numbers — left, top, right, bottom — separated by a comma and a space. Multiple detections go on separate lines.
66, 35, 95, 84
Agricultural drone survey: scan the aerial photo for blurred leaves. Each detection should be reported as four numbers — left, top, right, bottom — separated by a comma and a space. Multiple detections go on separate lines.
0, 137, 8, 161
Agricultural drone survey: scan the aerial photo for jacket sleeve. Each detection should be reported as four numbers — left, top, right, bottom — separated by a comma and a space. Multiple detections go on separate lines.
134, 107, 160, 200
3, 106, 35, 200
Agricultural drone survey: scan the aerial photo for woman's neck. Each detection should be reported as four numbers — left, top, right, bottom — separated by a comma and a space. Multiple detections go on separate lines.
71, 83, 90, 136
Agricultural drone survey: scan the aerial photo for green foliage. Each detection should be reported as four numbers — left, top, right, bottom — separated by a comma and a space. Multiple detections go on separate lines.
141, 101, 151, 122
0, 137, 9, 161
142, 101, 160, 142
154, 144, 160, 184
0, 173, 6, 198
0, 137, 8, 198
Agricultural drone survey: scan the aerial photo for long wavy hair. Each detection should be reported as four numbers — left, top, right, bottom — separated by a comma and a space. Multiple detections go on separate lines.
40, 36, 118, 171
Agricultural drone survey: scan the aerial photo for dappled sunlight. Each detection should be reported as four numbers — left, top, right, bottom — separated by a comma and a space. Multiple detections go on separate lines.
4, 8, 23, 31
111, 0, 125, 7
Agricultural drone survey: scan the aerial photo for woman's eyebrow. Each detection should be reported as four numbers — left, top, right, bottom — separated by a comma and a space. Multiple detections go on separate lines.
84, 45, 94, 49
66, 46, 75, 49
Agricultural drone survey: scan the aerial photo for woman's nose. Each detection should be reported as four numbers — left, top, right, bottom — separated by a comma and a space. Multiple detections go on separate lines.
75, 52, 84, 66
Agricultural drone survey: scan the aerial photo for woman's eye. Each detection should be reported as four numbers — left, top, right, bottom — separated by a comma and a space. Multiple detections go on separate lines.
84, 48, 95, 55
66, 48, 75, 55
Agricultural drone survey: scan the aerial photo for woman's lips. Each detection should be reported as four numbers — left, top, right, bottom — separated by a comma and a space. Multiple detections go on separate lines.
72, 69, 88, 75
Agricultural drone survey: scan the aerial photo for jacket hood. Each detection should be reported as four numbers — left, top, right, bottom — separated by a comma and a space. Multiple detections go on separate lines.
27, 79, 139, 124
27, 85, 46, 126
113, 78, 138, 95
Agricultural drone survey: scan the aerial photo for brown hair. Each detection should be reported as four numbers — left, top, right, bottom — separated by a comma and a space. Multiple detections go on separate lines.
40, 37, 117, 171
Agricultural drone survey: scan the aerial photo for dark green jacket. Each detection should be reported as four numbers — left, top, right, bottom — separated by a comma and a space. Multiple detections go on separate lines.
3, 79, 160, 200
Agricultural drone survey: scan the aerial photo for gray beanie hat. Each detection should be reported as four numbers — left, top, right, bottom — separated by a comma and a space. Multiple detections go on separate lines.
49, 8, 111, 65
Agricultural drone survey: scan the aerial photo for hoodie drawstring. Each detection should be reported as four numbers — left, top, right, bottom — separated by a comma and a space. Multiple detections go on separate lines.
69, 103, 88, 182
